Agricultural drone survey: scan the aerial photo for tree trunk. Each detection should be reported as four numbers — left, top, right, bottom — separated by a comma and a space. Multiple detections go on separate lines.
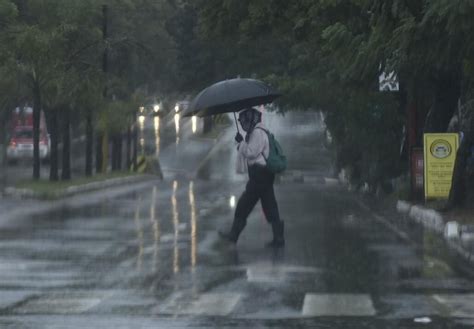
95, 133, 103, 173
114, 134, 121, 171
100, 4, 109, 174
424, 72, 461, 133
33, 82, 41, 180
48, 109, 59, 181
446, 136, 470, 209
126, 124, 131, 170
117, 134, 122, 170
446, 102, 474, 209
0, 112, 7, 186
85, 110, 93, 176
101, 132, 109, 173
61, 107, 71, 180
111, 134, 118, 171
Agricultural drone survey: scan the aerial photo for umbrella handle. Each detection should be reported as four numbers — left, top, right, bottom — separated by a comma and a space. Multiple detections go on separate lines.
233, 112, 240, 133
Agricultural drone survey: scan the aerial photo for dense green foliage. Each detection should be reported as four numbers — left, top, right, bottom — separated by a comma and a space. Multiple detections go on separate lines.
187, 0, 474, 195
0, 0, 178, 180
1, 0, 474, 200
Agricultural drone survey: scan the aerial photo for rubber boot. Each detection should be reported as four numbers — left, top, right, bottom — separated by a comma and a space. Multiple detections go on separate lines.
218, 218, 246, 244
266, 220, 285, 248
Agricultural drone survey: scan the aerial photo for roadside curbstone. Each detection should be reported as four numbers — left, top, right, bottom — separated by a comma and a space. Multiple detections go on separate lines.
396, 200, 411, 215
408, 205, 444, 234
4, 187, 36, 198
3, 174, 155, 200
396, 200, 474, 264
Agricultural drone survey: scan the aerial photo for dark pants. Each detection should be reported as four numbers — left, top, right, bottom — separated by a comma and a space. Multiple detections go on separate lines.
234, 165, 281, 227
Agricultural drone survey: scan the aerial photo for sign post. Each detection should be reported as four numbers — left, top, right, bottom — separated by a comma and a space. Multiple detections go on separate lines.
423, 133, 459, 199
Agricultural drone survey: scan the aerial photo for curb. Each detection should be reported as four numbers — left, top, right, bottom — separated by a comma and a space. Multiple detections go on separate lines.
396, 200, 474, 264
3, 174, 157, 200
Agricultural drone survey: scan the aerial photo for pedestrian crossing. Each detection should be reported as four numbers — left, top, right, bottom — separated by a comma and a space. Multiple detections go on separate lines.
2, 286, 474, 319
0, 178, 472, 322
0, 229, 472, 320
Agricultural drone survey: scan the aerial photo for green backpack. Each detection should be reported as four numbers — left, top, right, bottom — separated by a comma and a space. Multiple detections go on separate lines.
256, 127, 287, 174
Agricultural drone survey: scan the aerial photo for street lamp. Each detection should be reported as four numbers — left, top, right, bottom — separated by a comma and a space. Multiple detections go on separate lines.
153, 104, 160, 113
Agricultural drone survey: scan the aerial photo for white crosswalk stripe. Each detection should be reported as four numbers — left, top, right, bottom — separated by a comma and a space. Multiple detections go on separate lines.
302, 293, 376, 317
433, 294, 474, 318
156, 293, 242, 316
16, 291, 113, 314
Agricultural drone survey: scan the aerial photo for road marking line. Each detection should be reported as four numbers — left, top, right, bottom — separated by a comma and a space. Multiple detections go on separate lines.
302, 293, 376, 317
159, 293, 241, 316
246, 267, 286, 283
433, 293, 474, 318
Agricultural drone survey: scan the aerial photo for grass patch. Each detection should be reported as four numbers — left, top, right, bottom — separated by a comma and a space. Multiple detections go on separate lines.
15, 171, 139, 198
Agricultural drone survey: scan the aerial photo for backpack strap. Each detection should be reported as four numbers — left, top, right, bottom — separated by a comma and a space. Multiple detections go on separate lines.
254, 127, 270, 161
254, 127, 270, 136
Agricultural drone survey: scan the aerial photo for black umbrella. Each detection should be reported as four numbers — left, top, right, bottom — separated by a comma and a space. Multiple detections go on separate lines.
182, 78, 281, 121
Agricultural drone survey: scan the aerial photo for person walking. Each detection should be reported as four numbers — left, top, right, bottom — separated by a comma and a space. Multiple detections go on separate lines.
219, 107, 285, 248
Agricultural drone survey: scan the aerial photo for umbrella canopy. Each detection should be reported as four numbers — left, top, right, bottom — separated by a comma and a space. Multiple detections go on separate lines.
182, 78, 281, 118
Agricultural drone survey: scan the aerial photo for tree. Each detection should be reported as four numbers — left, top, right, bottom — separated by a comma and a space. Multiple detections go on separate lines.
191, 0, 474, 197
91, 0, 178, 173
5, 0, 102, 180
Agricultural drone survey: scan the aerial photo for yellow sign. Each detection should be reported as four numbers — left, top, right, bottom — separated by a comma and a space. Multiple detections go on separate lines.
424, 133, 459, 199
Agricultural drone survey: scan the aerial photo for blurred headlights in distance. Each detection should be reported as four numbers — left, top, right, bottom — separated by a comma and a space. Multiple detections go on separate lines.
138, 115, 145, 130
174, 113, 180, 134
192, 116, 197, 134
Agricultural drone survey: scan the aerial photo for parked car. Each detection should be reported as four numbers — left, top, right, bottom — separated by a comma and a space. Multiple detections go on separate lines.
6, 106, 49, 162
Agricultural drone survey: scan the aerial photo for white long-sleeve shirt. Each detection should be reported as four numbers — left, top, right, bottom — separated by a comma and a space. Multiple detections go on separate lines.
237, 123, 269, 169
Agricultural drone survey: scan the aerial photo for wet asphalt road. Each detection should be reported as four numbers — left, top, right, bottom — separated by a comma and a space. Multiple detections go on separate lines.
1, 111, 474, 328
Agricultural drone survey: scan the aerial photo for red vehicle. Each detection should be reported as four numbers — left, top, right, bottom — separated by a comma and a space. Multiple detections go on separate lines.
7, 106, 50, 162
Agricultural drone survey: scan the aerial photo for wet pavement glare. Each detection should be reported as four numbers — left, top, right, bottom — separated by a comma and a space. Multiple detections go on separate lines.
0, 111, 474, 328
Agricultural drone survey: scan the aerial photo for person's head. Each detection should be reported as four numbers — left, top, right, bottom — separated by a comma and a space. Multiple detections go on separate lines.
238, 107, 262, 132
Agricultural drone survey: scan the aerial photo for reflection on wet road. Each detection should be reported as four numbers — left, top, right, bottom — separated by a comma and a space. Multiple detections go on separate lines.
189, 181, 197, 270
0, 112, 474, 328
172, 180, 180, 274
174, 113, 180, 144
2, 179, 474, 327
153, 116, 160, 157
